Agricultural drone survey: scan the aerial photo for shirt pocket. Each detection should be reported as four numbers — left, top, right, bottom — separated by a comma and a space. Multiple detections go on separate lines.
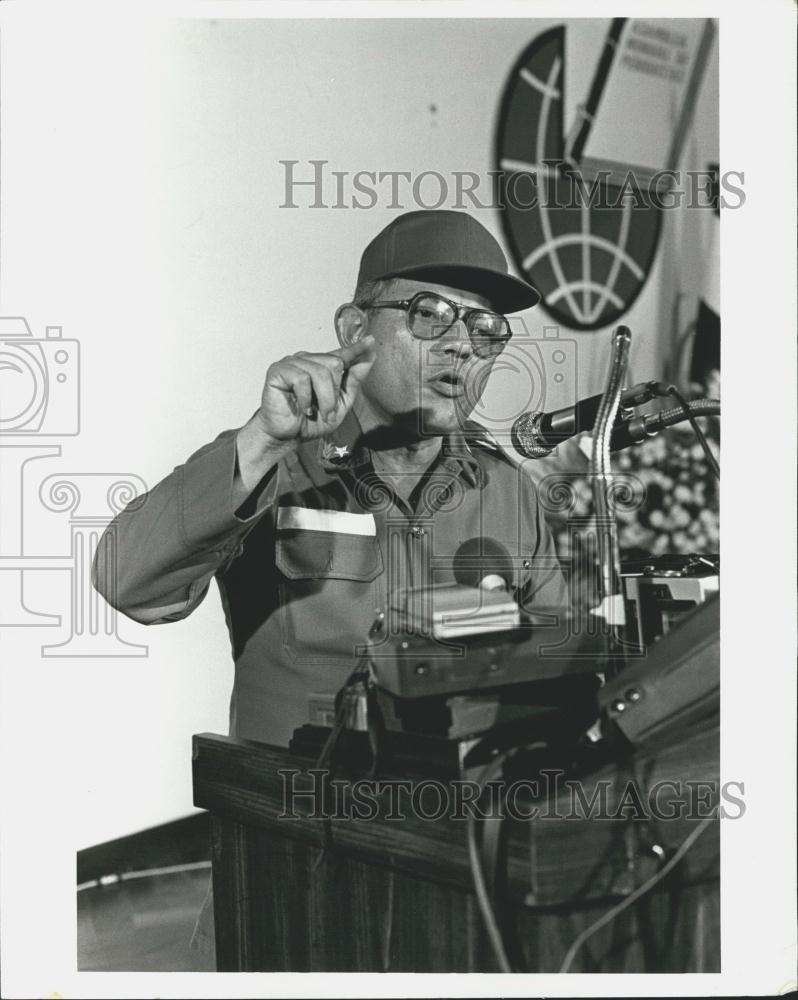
275, 527, 384, 667
276, 528, 383, 582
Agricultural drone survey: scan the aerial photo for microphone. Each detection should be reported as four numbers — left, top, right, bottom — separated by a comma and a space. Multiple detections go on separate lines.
511, 381, 668, 458
452, 537, 515, 592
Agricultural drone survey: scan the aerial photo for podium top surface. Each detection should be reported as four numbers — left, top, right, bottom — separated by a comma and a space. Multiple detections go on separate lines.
192, 723, 719, 904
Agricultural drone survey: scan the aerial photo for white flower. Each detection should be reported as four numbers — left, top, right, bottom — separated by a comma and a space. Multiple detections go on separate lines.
652, 534, 670, 555
670, 504, 691, 528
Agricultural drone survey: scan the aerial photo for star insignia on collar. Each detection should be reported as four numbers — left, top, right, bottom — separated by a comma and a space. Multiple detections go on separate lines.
320, 441, 353, 468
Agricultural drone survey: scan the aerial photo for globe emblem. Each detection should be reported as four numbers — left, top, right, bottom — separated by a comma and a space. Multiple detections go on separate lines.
495, 26, 662, 331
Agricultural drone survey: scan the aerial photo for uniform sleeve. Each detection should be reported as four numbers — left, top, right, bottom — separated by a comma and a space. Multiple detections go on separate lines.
91, 429, 281, 625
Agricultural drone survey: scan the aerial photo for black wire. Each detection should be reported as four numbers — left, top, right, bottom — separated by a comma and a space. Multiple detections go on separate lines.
558, 814, 714, 972
466, 750, 516, 973
664, 383, 720, 479
312, 658, 372, 867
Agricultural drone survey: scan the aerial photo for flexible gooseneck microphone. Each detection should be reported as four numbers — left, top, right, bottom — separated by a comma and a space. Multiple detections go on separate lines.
511, 382, 719, 457
510, 381, 669, 458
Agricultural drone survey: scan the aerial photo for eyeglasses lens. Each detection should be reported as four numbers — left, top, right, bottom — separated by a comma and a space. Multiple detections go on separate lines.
408, 294, 455, 337
467, 312, 509, 357
408, 293, 509, 357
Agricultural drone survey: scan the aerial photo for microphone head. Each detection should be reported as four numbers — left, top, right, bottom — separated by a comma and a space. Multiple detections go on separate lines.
510, 411, 554, 459
452, 537, 515, 591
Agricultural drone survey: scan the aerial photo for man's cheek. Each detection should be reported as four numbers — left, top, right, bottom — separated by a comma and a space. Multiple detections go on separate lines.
460, 363, 490, 411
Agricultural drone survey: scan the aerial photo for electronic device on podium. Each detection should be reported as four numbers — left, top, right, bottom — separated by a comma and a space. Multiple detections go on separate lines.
620, 553, 718, 651
293, 551, 719, 775
293, 581, 609, 775
291, 327, 721, 778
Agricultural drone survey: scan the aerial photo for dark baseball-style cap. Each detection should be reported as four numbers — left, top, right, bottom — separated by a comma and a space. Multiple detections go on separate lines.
356, 210, 541, 313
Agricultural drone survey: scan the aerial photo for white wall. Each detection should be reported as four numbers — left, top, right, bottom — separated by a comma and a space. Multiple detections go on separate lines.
0, 15, 717, 850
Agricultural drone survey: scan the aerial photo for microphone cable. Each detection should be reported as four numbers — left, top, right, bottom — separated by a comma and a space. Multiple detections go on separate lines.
312, 655, 377, 867
466, 748, 517, 973
558, 813, 715, 972
620, 379, 719, 478
662, 383, 720, 479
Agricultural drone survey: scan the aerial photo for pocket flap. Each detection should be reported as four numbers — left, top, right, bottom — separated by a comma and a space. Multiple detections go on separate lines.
276, 527, 383, 581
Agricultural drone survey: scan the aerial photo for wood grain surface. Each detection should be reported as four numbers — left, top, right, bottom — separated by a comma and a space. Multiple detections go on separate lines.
193, 716, 720, 972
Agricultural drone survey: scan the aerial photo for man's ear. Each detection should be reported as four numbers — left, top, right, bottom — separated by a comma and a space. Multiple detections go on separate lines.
334, 303, 368, 349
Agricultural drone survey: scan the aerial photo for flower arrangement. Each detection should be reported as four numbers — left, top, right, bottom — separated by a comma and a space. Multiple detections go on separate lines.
553, 371, 720, 561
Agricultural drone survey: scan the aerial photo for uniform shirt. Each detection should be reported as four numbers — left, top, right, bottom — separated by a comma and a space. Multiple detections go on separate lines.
94, 410, 567, 747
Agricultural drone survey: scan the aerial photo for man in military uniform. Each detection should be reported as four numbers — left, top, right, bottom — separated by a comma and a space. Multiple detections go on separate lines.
93, 209, 572, 967
93, 209, 568, 750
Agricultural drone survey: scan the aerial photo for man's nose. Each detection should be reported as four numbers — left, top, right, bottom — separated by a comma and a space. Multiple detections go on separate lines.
433, 319, 473, 360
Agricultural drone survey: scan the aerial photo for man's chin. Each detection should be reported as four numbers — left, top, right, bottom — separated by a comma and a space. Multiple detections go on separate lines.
357, 403, 474, 445
417, 401, 473, 437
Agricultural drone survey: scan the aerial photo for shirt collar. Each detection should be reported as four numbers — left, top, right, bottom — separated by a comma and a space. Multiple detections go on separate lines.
440, 428, 481, 487
317, 408, 371, 471
317, 409, 481, 487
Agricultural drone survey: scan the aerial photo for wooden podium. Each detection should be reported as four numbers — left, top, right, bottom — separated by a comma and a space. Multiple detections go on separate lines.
192, 720, 720, 972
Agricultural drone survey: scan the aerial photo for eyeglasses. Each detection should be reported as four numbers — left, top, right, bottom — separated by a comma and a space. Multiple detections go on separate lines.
368, 291, 511, 358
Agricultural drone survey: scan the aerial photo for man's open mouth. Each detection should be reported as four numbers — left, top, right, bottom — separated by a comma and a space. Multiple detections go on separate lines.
429, 371, 466, 396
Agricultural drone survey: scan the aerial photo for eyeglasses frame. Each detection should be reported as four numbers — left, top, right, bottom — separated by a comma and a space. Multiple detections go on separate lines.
367, 291, 512, 356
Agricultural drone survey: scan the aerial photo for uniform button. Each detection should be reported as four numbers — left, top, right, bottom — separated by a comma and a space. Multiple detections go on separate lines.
412, 525, 426, 538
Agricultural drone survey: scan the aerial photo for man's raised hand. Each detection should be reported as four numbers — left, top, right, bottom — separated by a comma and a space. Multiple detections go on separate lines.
255, 336, 375, 445
234, 337, 376, 496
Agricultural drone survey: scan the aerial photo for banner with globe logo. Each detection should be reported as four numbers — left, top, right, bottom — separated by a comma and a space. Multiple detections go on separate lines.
495, 20, 714, 332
